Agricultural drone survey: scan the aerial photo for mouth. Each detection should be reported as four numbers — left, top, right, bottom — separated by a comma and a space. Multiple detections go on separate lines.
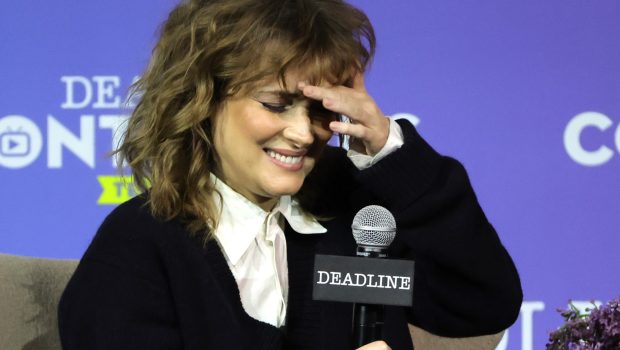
264, 148, 305, 171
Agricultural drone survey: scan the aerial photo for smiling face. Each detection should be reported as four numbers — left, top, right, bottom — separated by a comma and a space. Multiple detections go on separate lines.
211, 73, 337, 211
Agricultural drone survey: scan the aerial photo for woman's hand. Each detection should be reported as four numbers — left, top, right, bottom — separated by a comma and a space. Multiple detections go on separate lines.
356, 340, 392, 350
298, 73, 390, 157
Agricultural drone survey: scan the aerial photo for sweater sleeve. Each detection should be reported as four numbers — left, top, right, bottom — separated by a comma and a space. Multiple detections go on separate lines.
57, 199, 182, 350
354, 119, 522, 337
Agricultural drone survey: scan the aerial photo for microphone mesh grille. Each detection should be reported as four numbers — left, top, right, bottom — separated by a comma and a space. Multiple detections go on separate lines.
351, 205, 396, 247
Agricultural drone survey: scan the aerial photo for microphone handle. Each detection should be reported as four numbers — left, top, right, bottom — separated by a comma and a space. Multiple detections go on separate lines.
352, 246, 389, 347
353, 303, 385, 348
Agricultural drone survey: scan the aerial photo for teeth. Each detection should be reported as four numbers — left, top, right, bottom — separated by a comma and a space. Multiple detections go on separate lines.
267, 150, 303, 164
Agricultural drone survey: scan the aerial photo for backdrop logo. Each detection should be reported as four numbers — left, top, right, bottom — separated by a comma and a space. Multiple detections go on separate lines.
0, 75, 141, 205
0, 75, 137, 170
564, 111, 620, 166
97, 176, 143, 205
0, 115, 43, 169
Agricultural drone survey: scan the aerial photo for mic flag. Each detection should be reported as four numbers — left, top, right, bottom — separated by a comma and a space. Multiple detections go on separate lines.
312, 254, 414, 306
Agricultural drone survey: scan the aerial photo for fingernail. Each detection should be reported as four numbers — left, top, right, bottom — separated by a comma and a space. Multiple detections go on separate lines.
323, 98, 333, 107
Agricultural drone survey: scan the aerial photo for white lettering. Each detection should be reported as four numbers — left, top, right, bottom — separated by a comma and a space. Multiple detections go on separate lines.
398, 277, 411, 290
317, 271, 329, 284
342, 272, 353, 286
61, 76, 93, 109
384, 275, 398, 289
47, 115, 95, 168
520, 301, 545, 350
330, 272, 341, 285
92, 76, 122, 109
354, 273, 367, 287
367, 274, 378, 287
564, 111, 614, 166
316, 271, 413, 289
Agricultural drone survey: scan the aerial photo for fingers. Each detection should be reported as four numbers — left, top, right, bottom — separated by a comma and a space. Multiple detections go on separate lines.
328, 121, 367, 140
298, 82, 373, 124
356, 340, 392, 350
297, 77, 389, 156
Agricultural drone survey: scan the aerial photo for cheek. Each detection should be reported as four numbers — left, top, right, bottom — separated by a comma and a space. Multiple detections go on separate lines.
243, 113, 284, 144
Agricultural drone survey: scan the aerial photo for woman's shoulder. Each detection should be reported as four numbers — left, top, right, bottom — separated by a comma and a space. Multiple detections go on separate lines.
97, 194, 168, 240
83, 194, 192, 265
102, 193, 155, 225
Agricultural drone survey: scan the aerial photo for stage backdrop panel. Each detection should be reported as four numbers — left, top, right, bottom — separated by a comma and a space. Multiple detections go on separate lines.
1, 1, 618, 349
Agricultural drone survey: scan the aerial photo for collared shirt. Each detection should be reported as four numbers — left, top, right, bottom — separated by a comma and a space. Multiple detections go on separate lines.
212, 177, 326, 327
212, 118, 404, 327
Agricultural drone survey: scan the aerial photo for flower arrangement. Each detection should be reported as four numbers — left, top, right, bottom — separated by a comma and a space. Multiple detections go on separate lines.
546, 296, 620, 350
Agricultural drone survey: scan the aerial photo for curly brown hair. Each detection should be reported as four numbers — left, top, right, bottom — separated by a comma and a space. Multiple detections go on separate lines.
118, 0, 376, 238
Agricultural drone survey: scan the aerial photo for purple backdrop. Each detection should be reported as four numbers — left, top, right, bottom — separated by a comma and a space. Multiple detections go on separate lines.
1, 1, 619, 349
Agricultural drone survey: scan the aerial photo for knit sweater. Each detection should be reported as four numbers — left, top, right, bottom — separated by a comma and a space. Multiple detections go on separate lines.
58, 119, 522, 350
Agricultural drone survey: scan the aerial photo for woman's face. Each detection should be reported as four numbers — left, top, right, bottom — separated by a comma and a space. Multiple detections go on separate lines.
212, 73, 337, 211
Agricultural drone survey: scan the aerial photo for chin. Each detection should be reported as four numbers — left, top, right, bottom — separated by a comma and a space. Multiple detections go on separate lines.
265, 178, 305, 197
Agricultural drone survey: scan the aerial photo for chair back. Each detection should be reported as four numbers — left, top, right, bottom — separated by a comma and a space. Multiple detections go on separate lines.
0, 253, 78, 350
409, 324, 505, 350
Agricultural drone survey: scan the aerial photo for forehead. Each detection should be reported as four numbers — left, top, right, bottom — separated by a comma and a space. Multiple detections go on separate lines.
252, 71, 336, 95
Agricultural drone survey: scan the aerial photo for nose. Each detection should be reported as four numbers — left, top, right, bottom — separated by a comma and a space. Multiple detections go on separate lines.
282, 108, 314, 149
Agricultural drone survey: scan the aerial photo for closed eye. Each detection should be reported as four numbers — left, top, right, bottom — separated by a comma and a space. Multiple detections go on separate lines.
260, 102, 289, 113
259, 100, 338, 121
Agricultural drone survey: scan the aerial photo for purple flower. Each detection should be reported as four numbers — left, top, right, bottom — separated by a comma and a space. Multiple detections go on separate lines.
547, 297, 620, 350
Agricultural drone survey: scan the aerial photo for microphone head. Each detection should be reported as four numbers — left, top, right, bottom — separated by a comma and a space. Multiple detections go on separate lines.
351, 205, 396, 248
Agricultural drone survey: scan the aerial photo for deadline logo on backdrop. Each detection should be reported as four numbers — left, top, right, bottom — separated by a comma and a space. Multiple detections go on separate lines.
0, 75, 140, 205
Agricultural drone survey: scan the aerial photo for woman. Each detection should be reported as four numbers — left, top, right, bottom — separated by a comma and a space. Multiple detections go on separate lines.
58, 0, 522, 349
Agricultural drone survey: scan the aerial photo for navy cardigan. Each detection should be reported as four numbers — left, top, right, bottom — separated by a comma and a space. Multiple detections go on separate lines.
58, 119, 522, 349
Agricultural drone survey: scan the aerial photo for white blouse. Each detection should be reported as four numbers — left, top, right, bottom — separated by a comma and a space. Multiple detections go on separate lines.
212, 177, 327, 327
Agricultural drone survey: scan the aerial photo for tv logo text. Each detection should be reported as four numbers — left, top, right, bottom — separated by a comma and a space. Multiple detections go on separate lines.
0, 114, 126, 170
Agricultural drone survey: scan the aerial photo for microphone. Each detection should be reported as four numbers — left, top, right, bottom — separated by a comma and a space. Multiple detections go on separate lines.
312, 205, 413, 347
351, 205, 397, 348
